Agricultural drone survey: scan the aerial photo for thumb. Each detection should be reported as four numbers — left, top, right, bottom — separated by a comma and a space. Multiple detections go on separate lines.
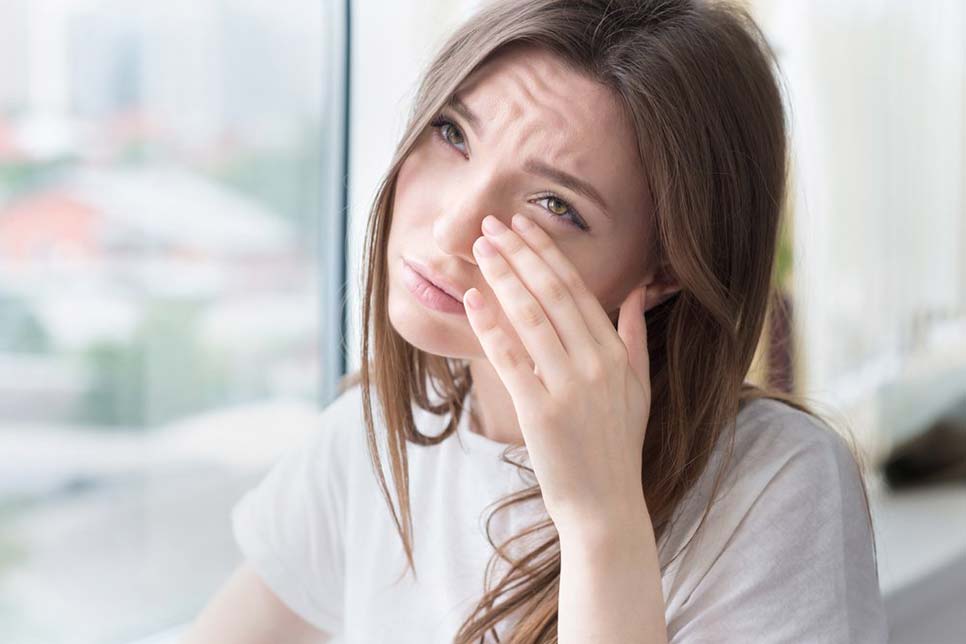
617, 285, 651, 390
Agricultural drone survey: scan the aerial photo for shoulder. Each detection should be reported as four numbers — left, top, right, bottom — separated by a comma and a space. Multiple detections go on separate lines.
662, 399, 886, 641
310, 381, 434, 465
272, 382, 369, 479
735, 397, 846, 453
315, 381, 372, 454
661, 397, 871, 565
323, 380, 367, 424
729, 397, 865, 494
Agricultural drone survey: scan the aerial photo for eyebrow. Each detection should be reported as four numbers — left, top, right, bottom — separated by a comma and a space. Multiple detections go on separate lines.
445, 93, 613, 221
446, 94, 484, 138
522, 159, 611, 219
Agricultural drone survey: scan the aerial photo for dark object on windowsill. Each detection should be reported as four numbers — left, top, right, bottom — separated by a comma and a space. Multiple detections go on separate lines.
882, 411, 966, 490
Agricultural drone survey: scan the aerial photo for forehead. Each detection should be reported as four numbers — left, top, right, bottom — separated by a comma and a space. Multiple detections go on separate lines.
454, 45, 648, 221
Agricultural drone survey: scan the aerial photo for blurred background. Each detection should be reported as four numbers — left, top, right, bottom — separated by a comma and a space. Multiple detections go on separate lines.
0, 0, 963, 642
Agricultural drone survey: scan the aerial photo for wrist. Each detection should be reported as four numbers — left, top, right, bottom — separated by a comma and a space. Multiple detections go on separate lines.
555, 493, 653, 553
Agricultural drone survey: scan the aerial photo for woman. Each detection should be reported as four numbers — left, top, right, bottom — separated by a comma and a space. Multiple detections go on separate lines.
186, 1, 888, 642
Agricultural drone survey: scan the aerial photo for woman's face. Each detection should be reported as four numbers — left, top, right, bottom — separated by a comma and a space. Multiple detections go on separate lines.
386, 45, 656, 360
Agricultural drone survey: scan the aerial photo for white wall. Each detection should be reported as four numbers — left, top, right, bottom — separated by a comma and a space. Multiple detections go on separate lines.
755, 0, 966, 455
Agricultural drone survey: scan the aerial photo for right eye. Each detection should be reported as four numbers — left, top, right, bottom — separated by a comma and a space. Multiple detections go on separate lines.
430, 114, 467, 156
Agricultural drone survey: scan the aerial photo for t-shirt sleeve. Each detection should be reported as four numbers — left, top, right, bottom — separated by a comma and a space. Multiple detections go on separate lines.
665, 426, 888, 643
230, 406, 348, 636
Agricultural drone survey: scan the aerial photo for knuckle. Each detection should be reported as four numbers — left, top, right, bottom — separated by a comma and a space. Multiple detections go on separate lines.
478, 315, 500, 334
538, 275, 569, 305
505, 235, 526, 255
555, 380, 579, 401
530, 405, 559, 427
584, 358, 607, 383
500, 345, 526, 370
562, 269, 586, 295
605, 340, 628, 363
517, 300, 546, 329
491, 262, 513, 281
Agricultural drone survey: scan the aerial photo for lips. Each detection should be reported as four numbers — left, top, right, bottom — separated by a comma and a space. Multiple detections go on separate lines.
402, 257, 466, 301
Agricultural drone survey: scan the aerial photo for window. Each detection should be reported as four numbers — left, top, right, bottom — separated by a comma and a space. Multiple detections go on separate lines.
0, 1, 347, 641
754, 1, 966, 449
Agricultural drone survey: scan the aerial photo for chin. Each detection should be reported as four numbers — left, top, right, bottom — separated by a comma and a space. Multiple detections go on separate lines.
387, 287, 478, 360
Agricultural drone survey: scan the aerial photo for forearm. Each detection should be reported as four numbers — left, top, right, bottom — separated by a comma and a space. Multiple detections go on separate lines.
557, 500, 669, 644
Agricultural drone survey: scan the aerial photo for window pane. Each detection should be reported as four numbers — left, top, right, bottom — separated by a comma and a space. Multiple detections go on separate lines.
752, 1, 966, 443
0, 1, 338, 642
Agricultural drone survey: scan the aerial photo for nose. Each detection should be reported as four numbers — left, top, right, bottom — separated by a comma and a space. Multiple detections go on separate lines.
431, 173, 513, 265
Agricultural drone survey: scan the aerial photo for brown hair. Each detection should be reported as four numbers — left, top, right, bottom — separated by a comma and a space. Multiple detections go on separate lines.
339, 0, 878, 641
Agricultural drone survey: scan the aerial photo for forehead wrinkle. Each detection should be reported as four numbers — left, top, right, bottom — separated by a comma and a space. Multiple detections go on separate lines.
463, 85, 603, 209
505, 66, 573, 130
456, 51, 630, 218
489, 74, 576, 158
497, 115, 579, 176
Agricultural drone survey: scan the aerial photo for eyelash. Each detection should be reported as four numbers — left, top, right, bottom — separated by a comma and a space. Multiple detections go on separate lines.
428, 113, 589, 231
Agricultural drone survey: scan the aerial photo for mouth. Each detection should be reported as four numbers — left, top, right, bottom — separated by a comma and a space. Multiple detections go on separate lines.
401, 257, 467, 315
402, 257, 466, 300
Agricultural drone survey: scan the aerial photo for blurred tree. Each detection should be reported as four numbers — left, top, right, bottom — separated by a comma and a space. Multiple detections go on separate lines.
77, 298, 232, 428
0, 295, 50, 353
205, 119, 323, 254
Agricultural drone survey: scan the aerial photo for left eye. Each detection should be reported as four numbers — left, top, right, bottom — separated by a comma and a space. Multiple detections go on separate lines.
532, 195, 587, 231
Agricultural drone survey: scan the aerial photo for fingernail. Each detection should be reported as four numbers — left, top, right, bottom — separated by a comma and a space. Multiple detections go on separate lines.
482, 215, 507, 235
474, 237, 497, 256
465, 288, 484, 310
511, 214, 531, 231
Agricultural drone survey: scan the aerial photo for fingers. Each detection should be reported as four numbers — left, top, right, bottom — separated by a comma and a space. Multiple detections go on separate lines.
462, 284, 547, 404
480, 215, 594, 358
472, 214, 588, 389
505, 214, 620, 351
617, 285, 651, 392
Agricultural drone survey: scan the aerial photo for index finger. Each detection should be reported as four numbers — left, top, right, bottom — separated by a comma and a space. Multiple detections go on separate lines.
510, 213, 616, 346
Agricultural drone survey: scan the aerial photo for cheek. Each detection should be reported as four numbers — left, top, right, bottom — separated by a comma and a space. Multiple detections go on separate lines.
392, 147, 437, 224
564, 247, 607, 294
566, 246, 635, 315
395, 154, 416, 197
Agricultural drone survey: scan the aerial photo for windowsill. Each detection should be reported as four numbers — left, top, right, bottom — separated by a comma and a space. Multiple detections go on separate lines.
868, 476, 966, 598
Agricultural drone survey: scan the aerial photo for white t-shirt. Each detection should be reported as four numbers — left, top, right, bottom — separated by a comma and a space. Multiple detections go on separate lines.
230, 382, 888, 643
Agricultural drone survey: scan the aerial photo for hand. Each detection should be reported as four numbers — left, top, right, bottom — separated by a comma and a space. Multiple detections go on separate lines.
463, 213, 653, 536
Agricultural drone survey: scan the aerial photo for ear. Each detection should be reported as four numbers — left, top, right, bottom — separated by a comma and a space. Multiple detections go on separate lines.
607, 263, 681, 326
641, 262, 681, 312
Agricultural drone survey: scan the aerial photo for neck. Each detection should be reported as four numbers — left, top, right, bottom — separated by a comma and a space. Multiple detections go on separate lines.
467, 357, 526, 447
